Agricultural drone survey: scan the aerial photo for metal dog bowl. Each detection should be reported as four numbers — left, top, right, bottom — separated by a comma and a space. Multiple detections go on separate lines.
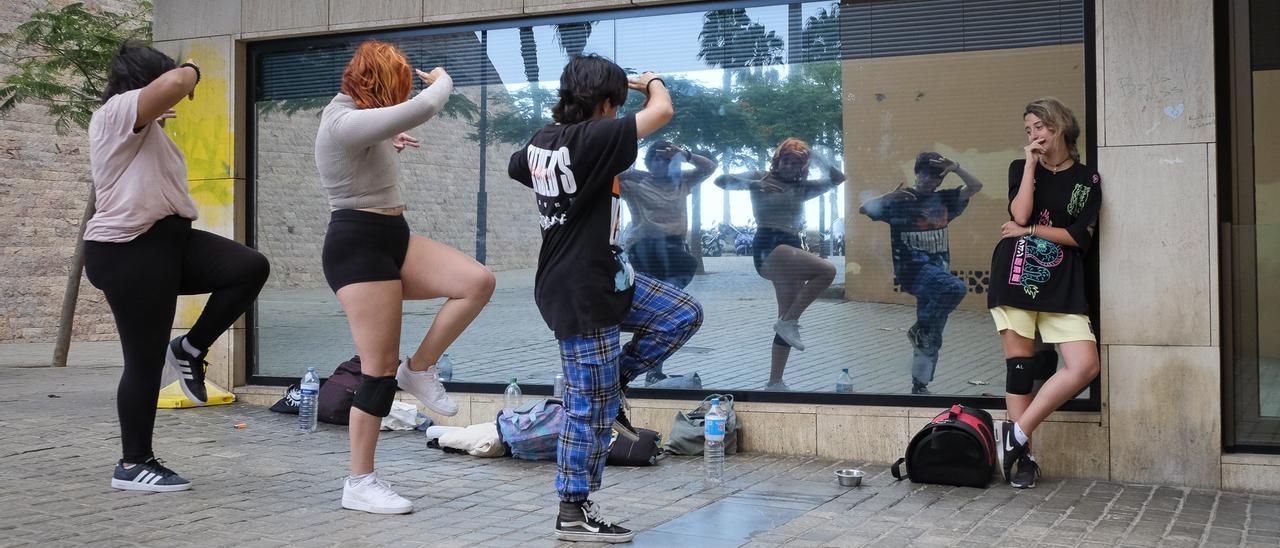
835, 468, 865, 487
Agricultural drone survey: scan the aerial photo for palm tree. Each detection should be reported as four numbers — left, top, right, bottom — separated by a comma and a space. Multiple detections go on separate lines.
696, 8, 784, 250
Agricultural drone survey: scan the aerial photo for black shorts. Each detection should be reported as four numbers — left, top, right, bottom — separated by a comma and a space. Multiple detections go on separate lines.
322, 209, 410, 293
752, 227, 802, 274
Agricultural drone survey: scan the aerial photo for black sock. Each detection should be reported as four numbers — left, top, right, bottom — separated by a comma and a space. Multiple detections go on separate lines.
559, 501, 583, 520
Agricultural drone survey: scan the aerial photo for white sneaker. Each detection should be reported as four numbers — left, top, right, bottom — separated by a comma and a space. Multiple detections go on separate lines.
764, 380, 791, 391
396, 358, 458, 416
773, 319, 805, 351
341, 474, 413, 514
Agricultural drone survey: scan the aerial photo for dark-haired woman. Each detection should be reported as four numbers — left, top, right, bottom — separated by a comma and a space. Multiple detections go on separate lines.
988, 97, 1101, 489
508, 55, 702, 542
84, 43, 269, 492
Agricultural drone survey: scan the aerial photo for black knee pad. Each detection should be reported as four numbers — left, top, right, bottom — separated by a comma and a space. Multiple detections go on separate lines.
1006, 357, 1037, 395
1034, 349, 1059, 381
352, 374, 398, 417
773, 334, 791, 348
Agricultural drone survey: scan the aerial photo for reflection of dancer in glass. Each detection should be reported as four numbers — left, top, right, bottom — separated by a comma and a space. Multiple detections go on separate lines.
85, 44, 270, 493
619, 142, 714, 385
619, 141, 716, 290
508, 56, 702, 543
716, 139, 844, 390
316, 41, 495, 513
860, 152, 984, 394
989, 98, 1101, 489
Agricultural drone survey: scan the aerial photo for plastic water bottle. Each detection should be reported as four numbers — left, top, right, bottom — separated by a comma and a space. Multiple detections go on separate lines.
835, 368, 854, 393
503, 377, 522, 413
435, 353, 453, 382
704, 398, 727, 484
298, 367, 319, 433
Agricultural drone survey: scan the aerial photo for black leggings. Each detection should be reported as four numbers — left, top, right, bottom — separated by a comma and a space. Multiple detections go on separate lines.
85, 216, 269, 463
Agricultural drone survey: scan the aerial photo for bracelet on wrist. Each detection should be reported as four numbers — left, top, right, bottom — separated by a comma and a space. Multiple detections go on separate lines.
180, 62, 201, 85
646, 78, 666, 93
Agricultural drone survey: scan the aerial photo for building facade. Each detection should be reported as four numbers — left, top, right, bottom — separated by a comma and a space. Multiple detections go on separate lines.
142, 0, 1278, 492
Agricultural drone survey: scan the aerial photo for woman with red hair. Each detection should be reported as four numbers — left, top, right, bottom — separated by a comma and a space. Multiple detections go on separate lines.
315, 40, 495, 514
716, 138, 844, 390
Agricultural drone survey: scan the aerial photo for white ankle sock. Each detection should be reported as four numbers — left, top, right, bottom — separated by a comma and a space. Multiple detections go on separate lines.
1013, 422, 1030, 445
181, 336, 202, 357
348, 472, 373, 485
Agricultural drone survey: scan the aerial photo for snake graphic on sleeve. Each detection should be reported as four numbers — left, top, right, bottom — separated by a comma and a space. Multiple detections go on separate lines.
1007, 235, 1063, 299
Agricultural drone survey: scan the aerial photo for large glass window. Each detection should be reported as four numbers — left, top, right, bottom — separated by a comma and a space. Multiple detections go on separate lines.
1225, 0, 1280, 449
248, 0, 1095, 405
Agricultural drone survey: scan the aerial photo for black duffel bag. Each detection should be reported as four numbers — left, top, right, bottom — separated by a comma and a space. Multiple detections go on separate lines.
891, 404, 997, 488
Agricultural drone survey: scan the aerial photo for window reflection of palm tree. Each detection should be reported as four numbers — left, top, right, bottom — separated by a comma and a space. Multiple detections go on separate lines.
715, 138, 844, 390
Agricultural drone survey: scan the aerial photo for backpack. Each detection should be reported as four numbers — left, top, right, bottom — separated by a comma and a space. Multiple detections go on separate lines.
496, 398, 564, 461
317, 355, 362, 425
891, 404, 997, 488
607, 427, 662, 466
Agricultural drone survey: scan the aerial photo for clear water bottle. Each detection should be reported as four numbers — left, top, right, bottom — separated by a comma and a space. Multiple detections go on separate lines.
704, 398, 727, 485
835, 368, 854, 393
435, 353, 453, 382
503, 377, 522, 413
298, 367, 319, 433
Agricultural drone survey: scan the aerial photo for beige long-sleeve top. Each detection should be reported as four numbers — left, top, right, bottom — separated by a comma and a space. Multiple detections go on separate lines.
314, 74, 452, 210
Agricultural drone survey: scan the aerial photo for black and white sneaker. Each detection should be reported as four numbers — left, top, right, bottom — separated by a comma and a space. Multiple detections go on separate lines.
1001, 421, 1029, 483
555, 500, 635, 543
111, 458, 191, 492
614, 392, 640, 442
1011, 455, 1040, 489
166, 336, 208, 405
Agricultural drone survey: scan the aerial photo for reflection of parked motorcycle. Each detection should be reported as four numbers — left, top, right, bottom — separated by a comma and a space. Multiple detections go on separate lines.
700, 223, 725, 257
701, 222, 757, 257
729, 221, 756, 256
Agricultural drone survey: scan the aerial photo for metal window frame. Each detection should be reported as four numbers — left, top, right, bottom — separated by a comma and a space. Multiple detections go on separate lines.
1218, 0, 1280, 452
244, 0, 1100, 412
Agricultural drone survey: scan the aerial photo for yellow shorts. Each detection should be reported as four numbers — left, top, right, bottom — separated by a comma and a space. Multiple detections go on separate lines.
989, 305, 1095, 343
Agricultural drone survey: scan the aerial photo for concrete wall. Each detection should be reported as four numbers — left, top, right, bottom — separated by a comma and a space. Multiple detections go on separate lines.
1095, 0, 1223, 488
0, 0, 146, 342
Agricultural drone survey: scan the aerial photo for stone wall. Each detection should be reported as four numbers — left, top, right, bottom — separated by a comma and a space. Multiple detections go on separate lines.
0, 0, 144, 342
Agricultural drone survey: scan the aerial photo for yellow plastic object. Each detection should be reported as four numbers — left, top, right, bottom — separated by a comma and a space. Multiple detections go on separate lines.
157, 380, 236, 408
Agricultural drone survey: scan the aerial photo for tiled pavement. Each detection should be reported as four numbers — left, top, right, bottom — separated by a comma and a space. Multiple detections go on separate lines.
3, 358, 1278, 547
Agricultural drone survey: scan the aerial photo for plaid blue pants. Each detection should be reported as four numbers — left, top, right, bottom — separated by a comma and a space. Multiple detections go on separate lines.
556, 273, 703, 502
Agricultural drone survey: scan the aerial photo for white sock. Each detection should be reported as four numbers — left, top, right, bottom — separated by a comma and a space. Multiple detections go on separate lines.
348, 472, 373, 485
181, 336, 202, 357
1013, 422, 1030, 445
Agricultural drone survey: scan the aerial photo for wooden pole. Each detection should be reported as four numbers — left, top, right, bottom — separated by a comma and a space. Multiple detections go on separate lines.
52, 184, 94, 367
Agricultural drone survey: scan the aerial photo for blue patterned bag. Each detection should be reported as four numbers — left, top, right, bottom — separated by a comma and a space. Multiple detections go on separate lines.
496, 398, 564, 460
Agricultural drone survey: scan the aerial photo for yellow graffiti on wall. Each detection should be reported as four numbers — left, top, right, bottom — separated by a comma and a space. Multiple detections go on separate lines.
162, 40, 234, 328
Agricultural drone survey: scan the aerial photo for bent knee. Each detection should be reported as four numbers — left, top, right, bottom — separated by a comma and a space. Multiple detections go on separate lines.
467, 267, 496, 299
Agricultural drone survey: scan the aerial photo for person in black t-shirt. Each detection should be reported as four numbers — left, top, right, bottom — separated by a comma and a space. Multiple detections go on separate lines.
861, 152, 984, 395
715, 138, 844, 390
988, 98, 1101, 490
507, 55, 703, 543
